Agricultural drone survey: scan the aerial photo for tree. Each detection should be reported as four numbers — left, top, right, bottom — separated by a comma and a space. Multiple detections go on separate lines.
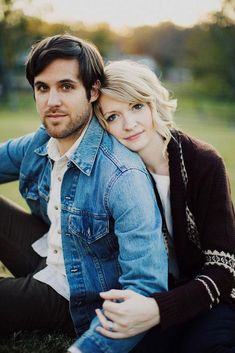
184, 2, 235, 99
0, 0, 35, 103
122, 22, 189, 75
0, 0, 15, 101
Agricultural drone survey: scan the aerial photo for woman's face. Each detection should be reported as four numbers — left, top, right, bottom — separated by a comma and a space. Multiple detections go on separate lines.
99, 95, 156, 153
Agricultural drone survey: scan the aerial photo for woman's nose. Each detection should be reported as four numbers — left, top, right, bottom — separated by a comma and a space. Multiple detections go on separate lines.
123, 115, 137, 130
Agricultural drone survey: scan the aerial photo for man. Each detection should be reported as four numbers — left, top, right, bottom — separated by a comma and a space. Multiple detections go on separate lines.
0, 34, 167, 353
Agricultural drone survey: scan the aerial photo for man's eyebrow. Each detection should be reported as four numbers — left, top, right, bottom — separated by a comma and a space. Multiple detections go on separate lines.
34, 79, 80, 87
34, 80, 46, 87
59, 79, 80, 84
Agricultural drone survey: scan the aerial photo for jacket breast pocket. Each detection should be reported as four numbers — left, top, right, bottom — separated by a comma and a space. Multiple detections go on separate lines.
68, 212, 118, 259
20, 179, 48, 223
20, 180, 40, 210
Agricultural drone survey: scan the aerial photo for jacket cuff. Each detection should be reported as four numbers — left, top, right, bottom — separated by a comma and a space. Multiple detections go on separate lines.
152, 280, 210, 329
68, 345, 82, 353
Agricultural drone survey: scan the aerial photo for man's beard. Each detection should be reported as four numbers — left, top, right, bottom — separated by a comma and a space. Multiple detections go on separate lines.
43, 109, 91, 140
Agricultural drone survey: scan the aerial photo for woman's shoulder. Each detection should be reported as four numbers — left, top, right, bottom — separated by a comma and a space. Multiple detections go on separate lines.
176, 130, 223, 167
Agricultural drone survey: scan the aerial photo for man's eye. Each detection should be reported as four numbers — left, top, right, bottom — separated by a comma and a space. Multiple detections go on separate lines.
133, 103, 144, 110
106, 114, 117, 123
36, 84, 48, 92
62, 84, 73, 91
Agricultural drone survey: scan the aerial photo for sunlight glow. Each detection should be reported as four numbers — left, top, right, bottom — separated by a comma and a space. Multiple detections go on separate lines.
14, 0, 223, 29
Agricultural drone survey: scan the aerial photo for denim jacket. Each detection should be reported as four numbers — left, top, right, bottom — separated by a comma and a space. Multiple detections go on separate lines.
0, 117, 168, 353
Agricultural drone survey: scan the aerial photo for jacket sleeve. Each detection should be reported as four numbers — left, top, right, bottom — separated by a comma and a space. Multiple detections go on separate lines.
69, 315, 146, 353
153, 154, 235, 329
0, 133, 34, 183
107, 168, 168, 295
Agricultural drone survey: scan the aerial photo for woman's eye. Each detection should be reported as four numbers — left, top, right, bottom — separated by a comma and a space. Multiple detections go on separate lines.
106, 114, 117, 123
133, 103, 144, 110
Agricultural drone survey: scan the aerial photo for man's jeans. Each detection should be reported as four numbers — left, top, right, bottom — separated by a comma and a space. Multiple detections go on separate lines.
0, 196, 74, 335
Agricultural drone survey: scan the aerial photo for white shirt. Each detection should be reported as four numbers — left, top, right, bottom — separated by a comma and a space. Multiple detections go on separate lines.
150, 173, 179, 279
32, 126, 88, 300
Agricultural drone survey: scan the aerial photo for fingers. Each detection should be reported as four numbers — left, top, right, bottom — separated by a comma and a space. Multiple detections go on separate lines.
102, 299, 122, 314
95, 309, 128, 339
100, 289, 130, 301
95, 309, 112, 331
103, 309, 120, 323
97, 306, 122, 326
96, 325, 127, 339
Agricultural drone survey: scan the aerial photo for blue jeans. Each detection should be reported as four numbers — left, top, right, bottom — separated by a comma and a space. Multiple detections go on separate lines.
132, 303, 235, 353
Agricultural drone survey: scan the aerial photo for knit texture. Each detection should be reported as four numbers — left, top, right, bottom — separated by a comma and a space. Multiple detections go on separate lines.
152, 130, 235, 329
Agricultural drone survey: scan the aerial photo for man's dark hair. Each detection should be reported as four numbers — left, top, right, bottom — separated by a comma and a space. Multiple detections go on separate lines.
25, 34, 104, 100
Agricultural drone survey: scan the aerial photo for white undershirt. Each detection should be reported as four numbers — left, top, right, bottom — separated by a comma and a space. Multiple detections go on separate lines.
150, 173, 179, 279
32, 126, 88, 300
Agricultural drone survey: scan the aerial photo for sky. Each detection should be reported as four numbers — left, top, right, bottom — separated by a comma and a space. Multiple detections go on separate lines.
14, 0, 223, 30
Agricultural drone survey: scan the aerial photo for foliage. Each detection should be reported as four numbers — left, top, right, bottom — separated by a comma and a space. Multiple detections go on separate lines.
184, 20, 235, 98
0, 0, 235, 103
122, 22, 188, 73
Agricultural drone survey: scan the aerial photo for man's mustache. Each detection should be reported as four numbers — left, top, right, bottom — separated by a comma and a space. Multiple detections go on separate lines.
44, 109, 68, 116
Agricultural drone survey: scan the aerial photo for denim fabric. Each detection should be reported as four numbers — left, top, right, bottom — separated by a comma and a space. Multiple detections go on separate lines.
0, 116, 168, 353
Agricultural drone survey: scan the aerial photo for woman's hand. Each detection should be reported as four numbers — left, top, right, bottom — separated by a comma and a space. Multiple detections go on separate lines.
96, 289, 160, 339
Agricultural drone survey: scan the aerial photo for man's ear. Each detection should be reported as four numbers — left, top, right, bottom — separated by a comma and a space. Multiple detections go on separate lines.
90, 80, 101, 103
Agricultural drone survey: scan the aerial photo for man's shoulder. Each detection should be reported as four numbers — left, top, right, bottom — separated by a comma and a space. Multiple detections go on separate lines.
25, 125, 50, 149
99, 131, 146, 172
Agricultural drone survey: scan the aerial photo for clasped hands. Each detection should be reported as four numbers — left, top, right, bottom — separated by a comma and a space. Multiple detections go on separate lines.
95, 289, 160, 338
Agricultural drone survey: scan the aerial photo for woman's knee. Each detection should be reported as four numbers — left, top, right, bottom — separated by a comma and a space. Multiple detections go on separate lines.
181, 303, 235, 353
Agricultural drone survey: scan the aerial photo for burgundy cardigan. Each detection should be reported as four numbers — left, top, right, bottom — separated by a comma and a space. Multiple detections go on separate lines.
153, 130, 235, 329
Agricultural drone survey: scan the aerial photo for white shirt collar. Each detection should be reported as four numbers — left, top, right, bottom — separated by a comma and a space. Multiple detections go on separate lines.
47, 123, 89, 162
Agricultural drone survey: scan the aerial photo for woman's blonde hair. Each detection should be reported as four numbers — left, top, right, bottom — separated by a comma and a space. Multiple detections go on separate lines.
94, 60, 177, 152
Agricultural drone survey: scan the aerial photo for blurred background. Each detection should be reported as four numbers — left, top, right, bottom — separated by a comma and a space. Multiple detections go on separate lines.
0, 0, 235, 206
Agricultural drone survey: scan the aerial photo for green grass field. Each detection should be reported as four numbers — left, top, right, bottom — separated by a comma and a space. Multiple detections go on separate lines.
1, 92, 235, 205
0, 92, 235, 352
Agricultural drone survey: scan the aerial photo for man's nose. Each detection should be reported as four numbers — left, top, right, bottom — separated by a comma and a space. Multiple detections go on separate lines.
47, 90, 61, 107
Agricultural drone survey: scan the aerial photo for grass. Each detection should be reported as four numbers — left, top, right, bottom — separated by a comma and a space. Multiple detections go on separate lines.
0, 331, 74, 353
174, 97, 235, 202
0, 91, 235, 351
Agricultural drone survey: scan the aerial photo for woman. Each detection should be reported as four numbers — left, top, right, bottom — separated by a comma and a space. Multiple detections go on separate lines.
93, 60, 235, 353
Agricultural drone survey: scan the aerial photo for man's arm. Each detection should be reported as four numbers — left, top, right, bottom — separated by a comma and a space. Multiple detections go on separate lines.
107, 168, 168, 295
0, 133, 34, 183
69, 168, 168, 353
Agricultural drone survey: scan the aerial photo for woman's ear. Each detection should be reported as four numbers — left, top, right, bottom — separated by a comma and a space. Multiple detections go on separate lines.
90, 80, 101, 103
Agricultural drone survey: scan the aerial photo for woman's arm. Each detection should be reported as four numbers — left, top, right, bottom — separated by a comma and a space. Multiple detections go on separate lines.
154, 153, 235, 329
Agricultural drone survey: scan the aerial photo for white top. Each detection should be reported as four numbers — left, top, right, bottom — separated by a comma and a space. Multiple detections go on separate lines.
32, 126, 88, 300
150, 173, 179, 279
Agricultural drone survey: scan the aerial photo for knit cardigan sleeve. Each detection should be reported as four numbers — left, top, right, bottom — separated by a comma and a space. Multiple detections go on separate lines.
152, 136, 235, 330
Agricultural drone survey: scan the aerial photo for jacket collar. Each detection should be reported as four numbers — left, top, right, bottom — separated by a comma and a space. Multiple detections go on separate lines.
35, 116, 104, 176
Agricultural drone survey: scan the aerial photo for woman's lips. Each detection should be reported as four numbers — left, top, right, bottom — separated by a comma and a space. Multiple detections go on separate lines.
124, 131, 144, 141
